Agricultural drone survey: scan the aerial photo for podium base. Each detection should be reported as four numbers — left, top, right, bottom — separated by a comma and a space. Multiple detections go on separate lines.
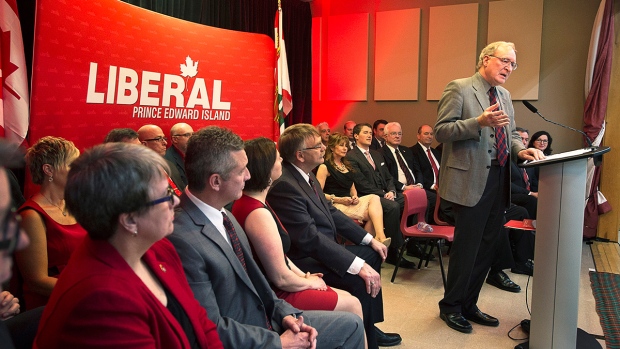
514, 328, 602, 349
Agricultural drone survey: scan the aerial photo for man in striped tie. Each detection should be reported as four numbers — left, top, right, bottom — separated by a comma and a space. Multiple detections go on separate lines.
434, 42, 544, 334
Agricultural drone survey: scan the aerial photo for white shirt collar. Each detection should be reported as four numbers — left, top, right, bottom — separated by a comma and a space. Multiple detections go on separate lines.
184, 187, 230, 243
291, 163, 311, 184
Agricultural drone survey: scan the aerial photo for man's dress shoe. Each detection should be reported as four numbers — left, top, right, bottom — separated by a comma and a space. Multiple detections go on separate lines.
486, 270, 521, 293
374, 326, 402, 346
386, 250, 416, 269
463, 309, 499, 327
439, 312, 472, 333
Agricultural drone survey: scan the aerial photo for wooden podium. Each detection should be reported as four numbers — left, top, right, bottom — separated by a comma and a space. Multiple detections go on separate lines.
516, 146, 610, 349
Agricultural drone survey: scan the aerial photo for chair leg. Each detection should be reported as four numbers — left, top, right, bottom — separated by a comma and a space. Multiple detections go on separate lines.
417, 239, 430, 269
425, 242, 436, 268
391, 237, 410, 283
436, 239, 447, 289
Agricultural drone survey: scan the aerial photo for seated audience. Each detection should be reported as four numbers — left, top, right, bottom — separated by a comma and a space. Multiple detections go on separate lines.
510, 160, 538, 219
103, 128, 141, 144
15, 136, 86, 310
232, 137, 366, 347
345, 123, 414, 270
138, 124, 186, 192
343, 121, 356, 150
0, 141, 31, 349
370, 120, 387, 150
315, 133, 391, 247
267, 124, 401, 348
168, 126, 365, 349
165, 123, 194, 189
315, 122, 331, 147
527, 130, 553, 192
34, 143, 223, 348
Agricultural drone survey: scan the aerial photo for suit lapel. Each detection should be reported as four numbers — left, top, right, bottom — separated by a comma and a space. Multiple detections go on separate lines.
284, 163, 333, 223
179, 194, 256, 292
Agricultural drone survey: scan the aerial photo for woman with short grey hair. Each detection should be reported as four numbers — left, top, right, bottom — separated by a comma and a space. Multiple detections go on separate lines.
34, 143, 223, 349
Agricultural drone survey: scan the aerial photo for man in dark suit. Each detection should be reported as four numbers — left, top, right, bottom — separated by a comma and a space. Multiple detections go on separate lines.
345, 123, 415, 269
369, 119, 387, 151
164, 122, 193, 190
510, 160, 538, 219
343, 120, 356, 150
168, 126, 365, 349
267, 124, 402, 348
138, 124, 185, 192
410, 124, 441, 192
435, 41, 543, 334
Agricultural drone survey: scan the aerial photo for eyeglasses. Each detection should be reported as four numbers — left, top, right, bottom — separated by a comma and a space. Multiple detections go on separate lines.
488, 55, 518, 70
0, 208, 21, 254
534, 139, 548, 144
299, 144, 324, 151
143, 136, 167, 143
172, 133, 192, 138
146, 187, 176, 207
388, 132, 402, 136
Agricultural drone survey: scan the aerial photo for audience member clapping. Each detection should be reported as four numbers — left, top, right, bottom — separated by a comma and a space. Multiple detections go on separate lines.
315, 133, 391, 247
15, 136, 86, 310
34, 143, 223, 348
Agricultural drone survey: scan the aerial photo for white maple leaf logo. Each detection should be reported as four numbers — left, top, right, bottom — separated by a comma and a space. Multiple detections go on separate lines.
180, 56, 198, 91
180, 56, 198, 77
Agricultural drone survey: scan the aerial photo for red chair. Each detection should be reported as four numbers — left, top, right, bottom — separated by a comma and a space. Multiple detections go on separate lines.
390, 188, 454, 289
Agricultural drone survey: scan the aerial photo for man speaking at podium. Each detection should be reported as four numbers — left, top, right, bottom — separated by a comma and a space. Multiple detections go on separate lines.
434, 41, 544, 334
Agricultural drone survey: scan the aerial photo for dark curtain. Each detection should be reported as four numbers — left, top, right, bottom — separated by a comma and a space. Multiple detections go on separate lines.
121, 0, 312, 125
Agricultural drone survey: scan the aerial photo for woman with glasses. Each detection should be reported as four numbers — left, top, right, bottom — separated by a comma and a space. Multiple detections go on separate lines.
34, 143, 223, 349
231, 138, 366, 344
527, 130, 553, 156
15, 136, 86, 310
315, 133, 391, 247
526, 131, 553, 192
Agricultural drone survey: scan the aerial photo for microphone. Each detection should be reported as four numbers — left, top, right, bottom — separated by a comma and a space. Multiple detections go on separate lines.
521, 101, 593, 148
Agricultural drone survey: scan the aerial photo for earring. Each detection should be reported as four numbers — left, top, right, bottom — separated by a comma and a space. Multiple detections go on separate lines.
132, 231, 138, 237
49, 176, 53, 182
267, 178, 273, 186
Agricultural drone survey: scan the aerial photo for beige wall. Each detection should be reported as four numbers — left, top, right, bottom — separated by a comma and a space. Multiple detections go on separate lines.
311, 0, 600, 152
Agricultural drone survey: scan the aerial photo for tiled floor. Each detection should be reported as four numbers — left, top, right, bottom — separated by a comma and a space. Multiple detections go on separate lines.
377, 242, 605, 348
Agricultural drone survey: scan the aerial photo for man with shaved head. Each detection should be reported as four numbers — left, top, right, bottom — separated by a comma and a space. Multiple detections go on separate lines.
138, 124, 185, 191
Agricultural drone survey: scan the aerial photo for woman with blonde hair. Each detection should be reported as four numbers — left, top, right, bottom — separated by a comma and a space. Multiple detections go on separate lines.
15, 136, 86, 309
316, 133, 391, 247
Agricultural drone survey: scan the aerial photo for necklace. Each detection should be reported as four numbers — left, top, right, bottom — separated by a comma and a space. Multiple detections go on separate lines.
333, 160, 347, 173
42, 194, 67, 216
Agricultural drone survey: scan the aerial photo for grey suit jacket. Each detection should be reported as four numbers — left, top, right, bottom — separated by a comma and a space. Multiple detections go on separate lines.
434, 72, 524, 207
168, 194, 300, 348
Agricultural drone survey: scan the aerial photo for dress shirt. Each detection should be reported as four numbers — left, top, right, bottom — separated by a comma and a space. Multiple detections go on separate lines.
385, 144, 417, 190
418, 142, 440, 186
185, 187, 231, 246
291, 163, 371, 274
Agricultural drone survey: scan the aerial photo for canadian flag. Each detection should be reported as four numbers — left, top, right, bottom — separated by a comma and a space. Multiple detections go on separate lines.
0, 0, 29, 144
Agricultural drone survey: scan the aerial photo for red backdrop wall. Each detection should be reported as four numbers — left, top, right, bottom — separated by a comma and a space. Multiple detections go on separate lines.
29, 0, 276, 151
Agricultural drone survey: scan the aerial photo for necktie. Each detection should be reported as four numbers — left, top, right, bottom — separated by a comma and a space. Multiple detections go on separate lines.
489, 87, 508, 166
522, 168, 531, 191
395, 148, 415, 185
364, 151, 376, 170
221, 212, 273, 330
426, 148, 439, 183
221, 212, 247, 273
308, 177, 320, 199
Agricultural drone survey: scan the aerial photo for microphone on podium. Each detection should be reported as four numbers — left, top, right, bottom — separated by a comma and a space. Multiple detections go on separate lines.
521, 101, 594, 148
